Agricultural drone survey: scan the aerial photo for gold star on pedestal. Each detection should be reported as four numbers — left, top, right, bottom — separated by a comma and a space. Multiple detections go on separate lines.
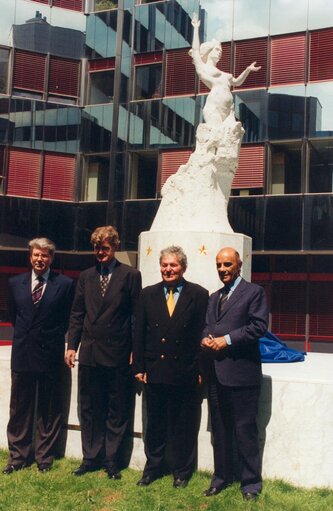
146, 246, 152, 256
198, 245, 208, 255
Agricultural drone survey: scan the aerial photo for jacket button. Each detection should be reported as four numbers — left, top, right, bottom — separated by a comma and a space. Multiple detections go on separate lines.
160, 355, 165, 359
155, 323, 159, 327
174, 356, 178, 360
161, 338, 166, 343
175, 340, 180, 344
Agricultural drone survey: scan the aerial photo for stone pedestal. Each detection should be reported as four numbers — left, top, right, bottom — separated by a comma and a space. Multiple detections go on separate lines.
138, 230, 252, 292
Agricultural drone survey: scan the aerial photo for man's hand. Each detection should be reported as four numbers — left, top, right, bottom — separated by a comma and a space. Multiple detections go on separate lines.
135, 372, 147, 384
65, 349, 76, 368
201, 335, 227, 351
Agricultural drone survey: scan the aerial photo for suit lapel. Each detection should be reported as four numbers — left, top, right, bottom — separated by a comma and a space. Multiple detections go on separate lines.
217, 278, 245, 319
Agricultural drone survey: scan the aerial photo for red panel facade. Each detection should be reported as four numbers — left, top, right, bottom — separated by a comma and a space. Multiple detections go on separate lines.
234, 38, 268, 89
7, 148, 41, 198
42, 152, 75, 201
271, 33, 306, 86
134, 52, 163, 66
165, 49, 196, 97
13, 50, 46, 93
52, 0, 83, 11
232, 144, 265, 189
48, 57, 80, 97
309, 28, 333, 82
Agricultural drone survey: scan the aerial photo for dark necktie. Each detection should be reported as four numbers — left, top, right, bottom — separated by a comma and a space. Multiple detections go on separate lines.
32, 276, 44, 305
100, 268, 109, 297
219, 286, 230, 314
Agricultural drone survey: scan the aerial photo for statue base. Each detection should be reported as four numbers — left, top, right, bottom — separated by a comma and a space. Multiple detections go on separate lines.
138, 231, 252, 293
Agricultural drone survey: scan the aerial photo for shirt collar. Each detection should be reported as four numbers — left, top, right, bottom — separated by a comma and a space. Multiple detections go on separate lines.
100, 258, 117, 275
32, 269, 50, 282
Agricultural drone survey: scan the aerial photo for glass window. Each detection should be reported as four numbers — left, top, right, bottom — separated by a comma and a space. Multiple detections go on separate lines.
264, 195, 302, 250
270, 0, 308, 35
304, 195, 333, 250
129, 151, 157, 199
234, 89, 267, 143
201, 0, 233, 42
307, 83, 333, 138
269, 142, 302, 194
89, 70, 115, 104
228, 196, 265, 251
86, 10, 117, 59
0, 47, 9, 94
134, 64, 162, 100
309, 140, 333, 193
81, 104, 113, 153
233, 0, 270, 40
308, 0, 333, 30
268, 86, 306, 140
84, 154, 110, 201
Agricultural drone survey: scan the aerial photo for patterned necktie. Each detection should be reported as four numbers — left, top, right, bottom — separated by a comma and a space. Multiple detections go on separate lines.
32, 276, 44, 305
167, 288, 175, 317
219, 286, 230, 315
100, 268, 109, 297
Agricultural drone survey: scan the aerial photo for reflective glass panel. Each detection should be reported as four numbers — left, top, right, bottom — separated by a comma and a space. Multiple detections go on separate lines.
233, 0, 270, 40
270, 0, 308, 35
309, 140, 333, 193
268, 85, 306, 140
234, 89, 267, 143
307, 83, 333, 138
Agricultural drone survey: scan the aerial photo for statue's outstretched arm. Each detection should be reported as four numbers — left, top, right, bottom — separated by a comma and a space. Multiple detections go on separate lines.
231, 61, 261, 86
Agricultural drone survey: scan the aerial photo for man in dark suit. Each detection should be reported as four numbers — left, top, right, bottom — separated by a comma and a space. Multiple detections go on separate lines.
65, 225, 141, 479
201, 247, 268, 501
3, 237, 74, 474
132, 246, 209, 488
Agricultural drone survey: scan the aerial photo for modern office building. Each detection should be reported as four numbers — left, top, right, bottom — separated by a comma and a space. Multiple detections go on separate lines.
0, 0, 332, 352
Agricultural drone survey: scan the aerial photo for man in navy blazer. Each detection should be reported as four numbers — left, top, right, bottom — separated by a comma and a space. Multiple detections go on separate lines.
65, 225, 142, 480
132, 246, 209, 488
201, 247, 268, 501
3, 238, 74, 474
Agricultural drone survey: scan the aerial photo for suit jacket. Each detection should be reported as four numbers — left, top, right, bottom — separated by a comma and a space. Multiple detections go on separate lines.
132, 280, 209, 385
8, 271, 74, 373
202, 278, 268, 387
67, 260, 142, 367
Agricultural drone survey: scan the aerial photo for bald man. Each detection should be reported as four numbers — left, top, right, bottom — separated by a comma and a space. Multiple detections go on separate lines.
201, 247, 268, 501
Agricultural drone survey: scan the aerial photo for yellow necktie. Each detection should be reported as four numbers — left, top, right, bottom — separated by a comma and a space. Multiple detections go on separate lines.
167, 289, 175, 316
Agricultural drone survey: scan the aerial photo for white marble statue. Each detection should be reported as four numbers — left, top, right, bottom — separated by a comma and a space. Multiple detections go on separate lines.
150, 13, 261, 233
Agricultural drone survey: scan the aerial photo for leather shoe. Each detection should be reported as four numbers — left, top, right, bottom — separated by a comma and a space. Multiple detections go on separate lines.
243, 492, 259, 501
38, 463, 51, 473
137, 474, 157, 486
72, 463, 96, 476
173, 478, 188, 488
203, 486, 223, 497
106, 466, 121, 480
2, 464, 25, 475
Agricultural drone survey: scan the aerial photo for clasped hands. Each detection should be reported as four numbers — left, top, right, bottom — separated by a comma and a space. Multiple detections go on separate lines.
201, 334, 227, 351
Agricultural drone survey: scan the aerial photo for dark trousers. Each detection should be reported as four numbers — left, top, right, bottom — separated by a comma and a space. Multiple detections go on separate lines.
143, 382, 201, 480
7, 370, 63, 466
78, 364, 131, 468
208, 381, 262, 494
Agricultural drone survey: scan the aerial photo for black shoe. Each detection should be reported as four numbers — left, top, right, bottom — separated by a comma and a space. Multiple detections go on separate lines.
37, 463, 52, 473
203, 486, 223, 497
243, 492, 259, 501
72, 463, 96, 476
173, 478, 188, 488
137, 474, 157, 486
105, 466, 121, 480
2, 464, 25, 475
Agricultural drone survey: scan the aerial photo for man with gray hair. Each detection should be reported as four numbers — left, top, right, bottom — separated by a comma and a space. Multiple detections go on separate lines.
132, 246, 208, 488
3, 237, 74, 474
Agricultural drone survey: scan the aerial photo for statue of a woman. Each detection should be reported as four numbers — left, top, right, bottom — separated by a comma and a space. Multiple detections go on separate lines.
190, 13, 261, 127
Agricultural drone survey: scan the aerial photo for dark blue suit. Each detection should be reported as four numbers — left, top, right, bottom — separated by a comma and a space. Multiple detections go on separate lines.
7, 270, 74, 467
203, 278, 268, 494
